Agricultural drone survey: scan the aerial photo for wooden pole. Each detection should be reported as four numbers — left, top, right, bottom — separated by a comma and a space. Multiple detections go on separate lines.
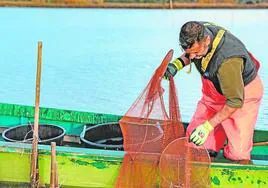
31, 41, 43, 188
55, 163, 59, 188
50, 142, 56, 188
169, 0, 173, 9
253, 141, 268, 146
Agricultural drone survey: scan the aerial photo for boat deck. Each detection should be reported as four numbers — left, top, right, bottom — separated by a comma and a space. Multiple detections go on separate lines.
0, 103, 267, 187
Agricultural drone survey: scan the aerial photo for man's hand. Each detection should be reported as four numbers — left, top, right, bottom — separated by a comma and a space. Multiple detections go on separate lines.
164, 63, 177, 80
164, 58, 185, 80
189, 121, 214, 146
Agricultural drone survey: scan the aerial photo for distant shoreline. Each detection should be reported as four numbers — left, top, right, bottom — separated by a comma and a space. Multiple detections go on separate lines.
0, 2, 268, 9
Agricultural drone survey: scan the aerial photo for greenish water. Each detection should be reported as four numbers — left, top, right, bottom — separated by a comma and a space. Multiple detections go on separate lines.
0, 8, 267, 130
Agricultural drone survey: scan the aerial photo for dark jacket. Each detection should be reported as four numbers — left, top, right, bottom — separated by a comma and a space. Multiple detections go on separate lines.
192, 22, 257, 94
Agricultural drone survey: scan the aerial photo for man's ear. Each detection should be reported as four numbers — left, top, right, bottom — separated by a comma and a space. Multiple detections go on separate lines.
204, 35, 211, 46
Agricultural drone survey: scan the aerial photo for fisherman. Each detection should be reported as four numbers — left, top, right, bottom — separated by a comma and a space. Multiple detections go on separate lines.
164, 21, 263, 163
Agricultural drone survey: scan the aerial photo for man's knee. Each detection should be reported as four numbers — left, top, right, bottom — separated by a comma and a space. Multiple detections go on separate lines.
224, 145, 251, 160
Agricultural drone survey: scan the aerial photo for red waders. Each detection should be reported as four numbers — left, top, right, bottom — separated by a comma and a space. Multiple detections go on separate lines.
186, 55, 263, 160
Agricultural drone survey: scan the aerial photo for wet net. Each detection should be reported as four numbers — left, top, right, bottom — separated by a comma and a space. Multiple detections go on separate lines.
159, 137, 211, 188
115, 50, 184, 187
115, 49, 210, 187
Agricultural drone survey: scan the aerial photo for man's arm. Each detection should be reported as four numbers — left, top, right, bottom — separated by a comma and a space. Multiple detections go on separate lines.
164, 53, 191, 80
209, 57, 244, 128
189, 57, 245, 146
173, 53, 191, 69
209, 105, 237, 128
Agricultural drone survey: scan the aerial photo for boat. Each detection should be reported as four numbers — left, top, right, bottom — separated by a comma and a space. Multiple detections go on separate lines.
0, 102, 267, 187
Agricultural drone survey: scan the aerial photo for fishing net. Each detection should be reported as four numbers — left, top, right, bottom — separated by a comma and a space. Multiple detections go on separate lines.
159, 137, 211, 188
115, 50, 185, 187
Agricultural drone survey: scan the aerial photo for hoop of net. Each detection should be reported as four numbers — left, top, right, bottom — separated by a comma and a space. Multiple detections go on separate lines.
159, 137, 211, 188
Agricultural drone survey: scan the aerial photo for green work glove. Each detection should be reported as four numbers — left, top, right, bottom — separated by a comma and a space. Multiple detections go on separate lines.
189, 121, 214, 146
164, 58, 185, 80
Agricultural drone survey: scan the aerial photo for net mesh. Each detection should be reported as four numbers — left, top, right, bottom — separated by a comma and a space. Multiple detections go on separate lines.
159, 137, 211, 188
115, 50, 186, 187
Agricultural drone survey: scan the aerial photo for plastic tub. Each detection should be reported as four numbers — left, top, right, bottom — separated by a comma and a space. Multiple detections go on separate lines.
2, 124, 66, 146
80, 122, 123, 150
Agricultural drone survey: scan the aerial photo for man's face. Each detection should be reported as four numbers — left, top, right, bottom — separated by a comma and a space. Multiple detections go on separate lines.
185, 36, 210, 60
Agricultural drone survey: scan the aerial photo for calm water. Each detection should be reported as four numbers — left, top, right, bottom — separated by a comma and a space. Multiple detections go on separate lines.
0, 8, 267, 130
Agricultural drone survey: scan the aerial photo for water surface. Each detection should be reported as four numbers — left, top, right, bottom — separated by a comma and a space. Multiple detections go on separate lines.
0, 8, 267, 130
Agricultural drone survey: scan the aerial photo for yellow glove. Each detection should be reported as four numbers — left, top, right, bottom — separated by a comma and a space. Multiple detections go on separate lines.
189, 121, 214, 146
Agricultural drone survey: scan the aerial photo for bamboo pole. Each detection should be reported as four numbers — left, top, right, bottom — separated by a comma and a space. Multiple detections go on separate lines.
50, 142, 56, 188
31, 41, 43, 188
